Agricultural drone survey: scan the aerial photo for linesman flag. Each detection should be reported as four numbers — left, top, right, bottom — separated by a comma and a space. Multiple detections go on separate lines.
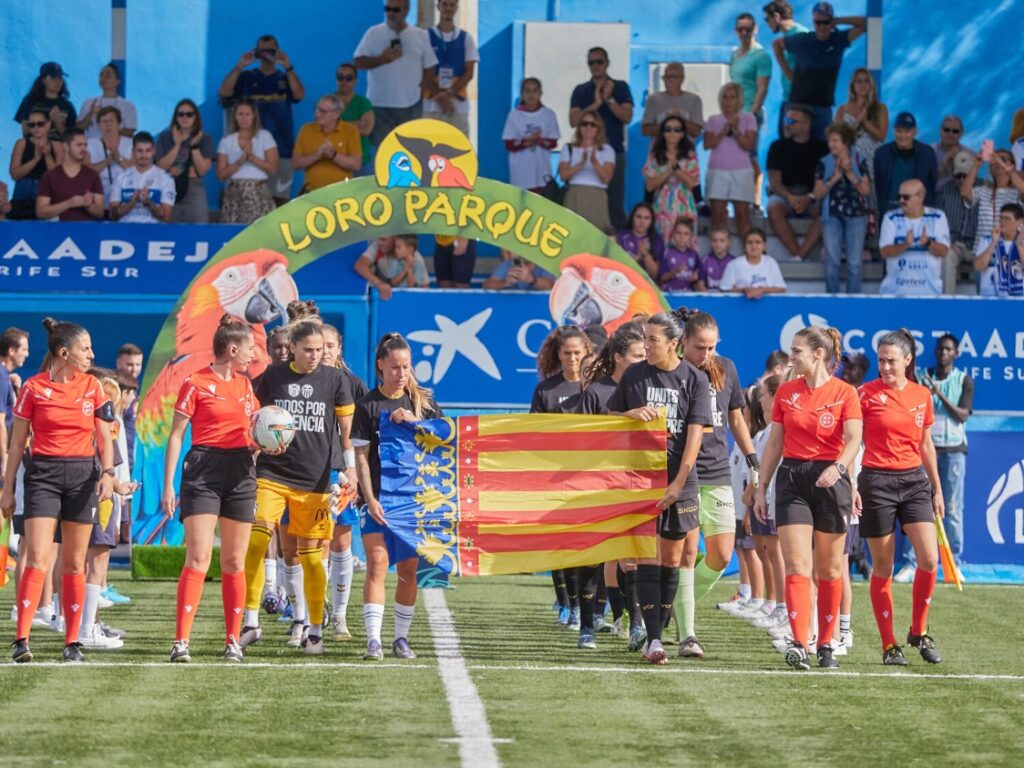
379, 414, 667, 576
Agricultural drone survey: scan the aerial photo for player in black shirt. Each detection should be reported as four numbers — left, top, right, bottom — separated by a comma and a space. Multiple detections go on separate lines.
353, 333, 443, 661
608, 310, 712, 664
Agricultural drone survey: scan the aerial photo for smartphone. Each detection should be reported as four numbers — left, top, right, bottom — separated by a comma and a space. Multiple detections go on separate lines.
390, 38, 401, 49
511, 256, 524, 268
980, 140, 995, 163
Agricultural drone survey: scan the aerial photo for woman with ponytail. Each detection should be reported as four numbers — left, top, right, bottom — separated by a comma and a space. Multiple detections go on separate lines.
753, 325, 862, 670
858, 330, 945, 666
2, 318, 114, 663
162, 315, 258, 663
676, 308, 759, 658
608, 309, 712, 664
352, 333, 442, 661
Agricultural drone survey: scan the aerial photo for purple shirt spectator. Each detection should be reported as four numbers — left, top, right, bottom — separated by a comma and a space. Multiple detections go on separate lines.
699, 252, 736, 291
617, 228, 664, 265
659, 246, 700, 291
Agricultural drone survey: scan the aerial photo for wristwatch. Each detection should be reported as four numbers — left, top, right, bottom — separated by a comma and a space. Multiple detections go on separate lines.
101, 468, 116, 477
834, 462, 847, 476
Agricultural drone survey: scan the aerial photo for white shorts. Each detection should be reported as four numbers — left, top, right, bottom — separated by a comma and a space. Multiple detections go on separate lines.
706, 168, 755, 204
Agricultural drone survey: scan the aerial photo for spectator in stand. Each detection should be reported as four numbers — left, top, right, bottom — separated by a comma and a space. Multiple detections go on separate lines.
729, 14, 770, 206
87, 107, 133, 212
377, 234, 430, 288
482, 252, 555, 291
292, 94, 362, 192
0, 182, 11, 220
839, 351, 868, 386
36, 129, 104, 222
7, 109, 62, 220
933, 116, 973, 183
641, 62, 703, 144
878, 179, 950, 296
14, 63, 77, 136
935, 151, 978, 292
834, 68, 888, 204
643, 116, 700, 244
502, 77, 559, 193
156, 99, 215, 223
704, 82, 758, 239
962, 151, 1024, 295
616, 202, 664, 280
1012, 108, 1024, 171
76, 63, 136, 139
974, 202, 1024, 298
720, 228, 787, 298
569, 47, 634, 230
433, 236, 476, 288
774, 3, 866, 140
558, 109, 616, 234
813, 123, 871, 293
874, 112, 938, 213
109, 132, 175, 224
423, 0, 478, 136
767, 105, 828, 259
658, 218, 701, 292
354, 0, 439, 145
763, 1, 807, 136
335, 64, 375, 176
353, 237, 398, 299
219, 35, 305, 206
216, 100, 279, 224
697, 225, 737, 291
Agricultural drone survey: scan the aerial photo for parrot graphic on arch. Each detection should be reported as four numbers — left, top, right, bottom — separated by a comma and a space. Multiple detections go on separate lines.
393, 133, 472, 188
549, 254, 664, 334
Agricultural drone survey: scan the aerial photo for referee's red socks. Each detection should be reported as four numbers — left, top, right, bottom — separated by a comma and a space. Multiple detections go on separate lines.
221, 570, 246, 643
175, 567, 206, 642
784, 574, 811, 647
15, 566, 47, 640
870, 575, 897, 649
61, 573, 86, 644
911, 567, 937, 636
817, 577, 842, 650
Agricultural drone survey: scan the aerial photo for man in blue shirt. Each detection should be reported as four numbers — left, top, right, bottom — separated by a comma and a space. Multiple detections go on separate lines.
219, 34, 306, 205
774, 2, 865, 140
570, 47, 634, 231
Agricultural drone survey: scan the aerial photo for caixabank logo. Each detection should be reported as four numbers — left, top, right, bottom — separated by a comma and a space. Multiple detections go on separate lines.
987, 458, 1024, 546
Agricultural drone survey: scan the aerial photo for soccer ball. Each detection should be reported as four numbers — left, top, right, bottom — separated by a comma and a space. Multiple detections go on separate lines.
250, 405, 296, 453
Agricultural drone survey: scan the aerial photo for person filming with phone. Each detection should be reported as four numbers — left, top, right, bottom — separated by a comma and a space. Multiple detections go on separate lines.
483, 252, 556, 291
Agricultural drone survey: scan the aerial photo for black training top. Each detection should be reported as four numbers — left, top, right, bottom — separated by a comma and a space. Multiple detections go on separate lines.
530, 373, 581, 414
694, 356, 745, 486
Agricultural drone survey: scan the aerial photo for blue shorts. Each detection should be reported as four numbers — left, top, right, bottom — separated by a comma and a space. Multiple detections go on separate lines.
361, 510, 418, 564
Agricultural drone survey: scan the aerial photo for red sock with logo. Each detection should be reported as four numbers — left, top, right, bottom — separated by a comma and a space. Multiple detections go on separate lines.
869, 575, 897, 649
816, 577, 842, 651
911, 567, 937, 637
784, 574, 811, 648
221, 570, 246, 644
15, 567, 47, 641
175, 567, 206, 642
61, 572, 86, 644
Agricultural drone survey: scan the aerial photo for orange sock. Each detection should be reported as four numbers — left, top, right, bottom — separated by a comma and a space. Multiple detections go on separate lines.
15, 567, 47, 641
817, 577, 842, 650
784, 574, 811, 647
869, 575, 896, 649
221, 570, 246, 644
175, 567, 206, 642
62, 573, 86, 644
911, 567, 937, 636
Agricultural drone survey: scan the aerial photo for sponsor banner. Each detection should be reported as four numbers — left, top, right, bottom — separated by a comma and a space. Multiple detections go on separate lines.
964, 432, 1024, 564
378, 291, 1024, 413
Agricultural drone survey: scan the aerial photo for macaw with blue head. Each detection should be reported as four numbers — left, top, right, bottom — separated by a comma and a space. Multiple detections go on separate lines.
387, 152, 421, 188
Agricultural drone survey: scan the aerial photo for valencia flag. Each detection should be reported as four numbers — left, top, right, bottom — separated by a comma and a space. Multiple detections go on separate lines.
379, 413, 667, 576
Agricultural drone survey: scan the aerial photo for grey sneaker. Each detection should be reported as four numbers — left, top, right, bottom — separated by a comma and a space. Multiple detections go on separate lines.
784, 642, 810, 671
679, 635, 705, 658
363, 639, 384, 661
304, 634, 324, 656
62, 642, 86, 663
238, 625, 262, 650
392, 637, 417, 659
224, 636, 244, 663
882, 644, 909, 666
170, 640, 191, 663
816, 644, 839, 669
577, 632, 597, 650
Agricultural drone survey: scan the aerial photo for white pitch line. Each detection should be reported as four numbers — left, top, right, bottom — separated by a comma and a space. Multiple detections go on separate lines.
423, 589, 503, 768
1, 661, 435, 670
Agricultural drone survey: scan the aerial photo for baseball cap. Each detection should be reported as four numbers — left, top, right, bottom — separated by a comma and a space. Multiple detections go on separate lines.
894, 112, 917, 129
811, 2, 834, 18
39, 62, 67, 78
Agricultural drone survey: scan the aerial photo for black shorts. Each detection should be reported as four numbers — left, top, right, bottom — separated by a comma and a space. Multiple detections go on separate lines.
659, 455, 700, 541
12, 514, 24, 536
858, 466, 934, 538
23, 456, 99, 525
179, 446, 256, 523
433, 240, 476, 285
775, 458, 851, 534
734, 518, 756, 549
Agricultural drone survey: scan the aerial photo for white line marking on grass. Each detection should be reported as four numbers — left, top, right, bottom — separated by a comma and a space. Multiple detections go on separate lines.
423, 589, 503, 768
2, 661, 435, 669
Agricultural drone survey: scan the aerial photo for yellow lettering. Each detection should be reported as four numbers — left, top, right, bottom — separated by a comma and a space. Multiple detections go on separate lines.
279, 222, 311, 253
364, 192, 392, 226
540, 222, 570, 259
306, 207, 336, 240
404, 189, 429, 224
422, 193, 456, 227
513, 209, 543, 247
333, 197, 365, 232
484, 202, 516, 240
457, 194, 486, 230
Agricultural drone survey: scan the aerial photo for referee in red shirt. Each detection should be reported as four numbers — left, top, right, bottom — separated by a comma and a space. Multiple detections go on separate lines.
858, 330, 944, 665
162, 316, 259, 663
1, 318, 114, 663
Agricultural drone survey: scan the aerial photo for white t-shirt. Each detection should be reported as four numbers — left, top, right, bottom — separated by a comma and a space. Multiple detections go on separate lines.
87, 136, 134, 207
878, 208, 951, 296
79, 96, 138, 139
354, 23, 439, 108
502, 106, 560, 190
422, 27, 479, 116
558, 144, 616, 189
217, 129, 278, 181
719, 255, 786, 290
751, 428, 776, 520
1012, 136, 1024, 172
110, 165, 176, 223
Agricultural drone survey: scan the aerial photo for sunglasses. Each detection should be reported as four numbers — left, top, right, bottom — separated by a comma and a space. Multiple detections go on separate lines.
580, 121, 598, 128
898, 193, 915, 201
336, 74, 355, 81
587, 60, 606, 66
26, 120, 47, 128
663, 126, 684, 133
176, 110, 196, 117
941, 126, 961, 134
384, 5, 403, 12
813, 19, 832, 26
736, 25, 754, 32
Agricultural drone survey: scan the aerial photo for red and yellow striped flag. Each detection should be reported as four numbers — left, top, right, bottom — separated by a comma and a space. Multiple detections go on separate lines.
379, 413, 667, 576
